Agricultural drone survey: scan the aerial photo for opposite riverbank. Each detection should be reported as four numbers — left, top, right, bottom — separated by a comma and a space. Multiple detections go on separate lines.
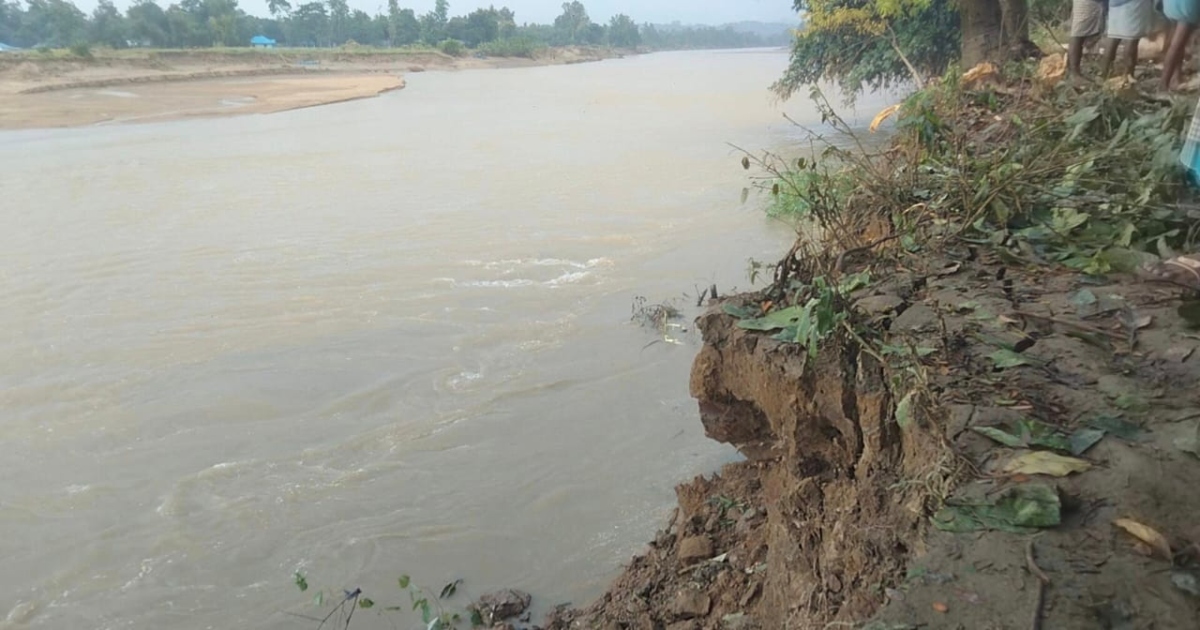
0, 46, 625, 129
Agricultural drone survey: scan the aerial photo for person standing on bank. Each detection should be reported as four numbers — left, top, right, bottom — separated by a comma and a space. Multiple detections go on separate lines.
1070, 0, 1110, 76
1103, 0, 1157, 76
1161, 0, 1200, 89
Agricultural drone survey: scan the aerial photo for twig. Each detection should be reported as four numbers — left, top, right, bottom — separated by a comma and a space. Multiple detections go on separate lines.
1012, 310, 1125, 340
833, 233, 902, 272
1026, 539, 1050, 630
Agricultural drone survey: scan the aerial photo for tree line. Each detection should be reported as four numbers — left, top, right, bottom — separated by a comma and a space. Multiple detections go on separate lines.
0, 0, 790, 52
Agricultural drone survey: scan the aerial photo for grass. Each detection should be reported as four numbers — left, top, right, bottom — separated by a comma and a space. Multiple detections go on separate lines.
475, 37, 545, 59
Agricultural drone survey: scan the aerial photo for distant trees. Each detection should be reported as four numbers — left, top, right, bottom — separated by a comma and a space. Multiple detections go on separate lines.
0, 0, 790, 53
386, 0, 418, 46
552, 1, 589, 44
607, 13, 638, 47
418, 0, 448, 44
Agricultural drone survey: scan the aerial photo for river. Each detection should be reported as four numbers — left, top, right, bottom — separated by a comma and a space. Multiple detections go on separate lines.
0, 49, 893, 629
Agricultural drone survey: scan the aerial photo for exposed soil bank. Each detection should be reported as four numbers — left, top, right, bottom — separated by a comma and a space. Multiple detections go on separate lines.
0, 46, 623, 129
546, 249, 1200, 629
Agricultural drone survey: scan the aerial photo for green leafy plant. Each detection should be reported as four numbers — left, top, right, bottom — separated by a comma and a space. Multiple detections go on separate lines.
437, 39, 465, 56
292, 571, 479, 629
731, 272, 868, 358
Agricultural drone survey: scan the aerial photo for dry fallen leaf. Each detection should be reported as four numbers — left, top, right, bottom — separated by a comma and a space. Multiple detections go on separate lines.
1115, 518, 1172, 560
932, 601, 949, 613
1002, 451, 1092, 477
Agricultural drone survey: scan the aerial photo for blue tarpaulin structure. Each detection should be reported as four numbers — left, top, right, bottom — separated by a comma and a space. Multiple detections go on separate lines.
0, 42, 21, 52
250, 35, 276, 48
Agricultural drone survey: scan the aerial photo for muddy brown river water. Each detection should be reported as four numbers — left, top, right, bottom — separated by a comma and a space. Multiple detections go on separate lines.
0, 49, 894, 629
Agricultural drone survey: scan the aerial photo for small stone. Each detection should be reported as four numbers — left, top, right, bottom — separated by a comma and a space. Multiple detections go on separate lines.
721, 612, 751, 629
678, 535, 714, 563
856, 294, 906, 317
891, 303, 937, 332
670, 588, 712, 619
666, 621, 699, 630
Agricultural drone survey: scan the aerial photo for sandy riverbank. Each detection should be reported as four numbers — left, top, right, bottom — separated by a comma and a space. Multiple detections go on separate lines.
0, 46, 622, 129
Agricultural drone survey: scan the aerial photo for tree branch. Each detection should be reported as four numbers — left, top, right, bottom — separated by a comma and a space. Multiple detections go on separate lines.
887, 24, 925, 89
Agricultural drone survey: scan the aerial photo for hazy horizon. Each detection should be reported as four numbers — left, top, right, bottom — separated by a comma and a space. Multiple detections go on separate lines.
61, 0, 799, 26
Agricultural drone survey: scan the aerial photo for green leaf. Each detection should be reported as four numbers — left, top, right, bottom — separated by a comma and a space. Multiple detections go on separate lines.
736, 305, 806, 331
972, 426, 1024, 448
470, 609, 485, 626
314, 591, 324, 607
294, 571, 308, 593
1051, 207, 1090, 234
427, 618, 443, 630
771, 326, 798, 341
359, 597, 375, 609
1114, 393, 1147, 412
990, 348, 1031, 369
721, 303, 759, 319
896, 391, 916, 429
1065, 105, 1100, 139
1069, 289, 1097, 307
1069, 428, 1106, 455
973, 419, 1070, 451
398, 575, 411, 590
439, 579, 462, 600
1086, 413, 1141, 440
932, 484, 1061, 533
838, 271, 871, 293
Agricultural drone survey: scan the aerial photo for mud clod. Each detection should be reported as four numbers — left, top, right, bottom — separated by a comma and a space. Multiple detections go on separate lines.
669, 589, 711, 619
677, 536, 714, 564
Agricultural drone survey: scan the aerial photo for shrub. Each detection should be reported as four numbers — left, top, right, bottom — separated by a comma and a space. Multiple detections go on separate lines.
69, 42, 92, 58
438, 39, 465, 56
475, 37, 542, 58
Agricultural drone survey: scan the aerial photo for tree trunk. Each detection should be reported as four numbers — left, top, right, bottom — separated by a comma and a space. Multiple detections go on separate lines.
961, 0, 1004, 68
1000, 0, 1028, 43
961, 0, 1035, 68
1000, 0, 1040, 58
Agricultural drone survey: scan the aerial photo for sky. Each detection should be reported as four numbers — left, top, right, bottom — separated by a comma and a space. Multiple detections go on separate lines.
68, 0, 800, 25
